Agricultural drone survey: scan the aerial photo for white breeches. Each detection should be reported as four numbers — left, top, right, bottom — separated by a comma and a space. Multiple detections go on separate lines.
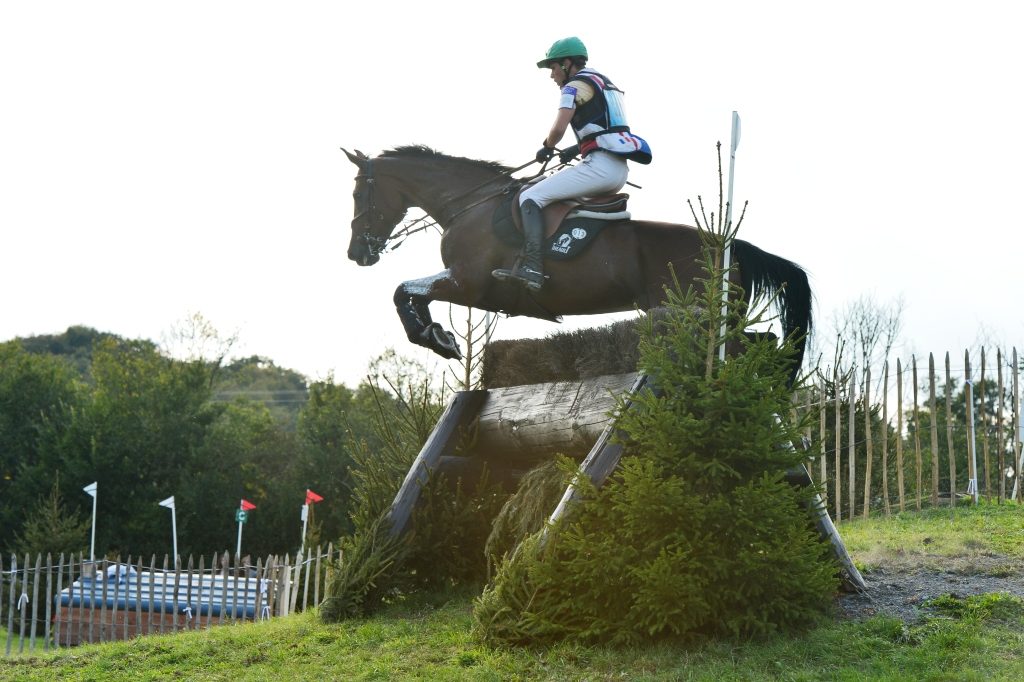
519, 150, 628, 208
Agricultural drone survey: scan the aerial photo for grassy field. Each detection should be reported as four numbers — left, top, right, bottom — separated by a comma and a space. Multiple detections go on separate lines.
840, 501, 1024, 573
2, 504, 1022, 681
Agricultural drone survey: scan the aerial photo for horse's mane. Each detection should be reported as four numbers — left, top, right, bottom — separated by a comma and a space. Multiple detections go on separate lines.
381, 145, 514, 176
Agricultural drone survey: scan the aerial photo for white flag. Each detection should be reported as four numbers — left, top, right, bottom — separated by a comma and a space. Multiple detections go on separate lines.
159, 496, 176, 510
83, 481, 98, 497
300, 505, 308, 522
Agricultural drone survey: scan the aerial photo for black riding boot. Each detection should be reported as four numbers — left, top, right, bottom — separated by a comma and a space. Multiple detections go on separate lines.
492, 199, 545, 291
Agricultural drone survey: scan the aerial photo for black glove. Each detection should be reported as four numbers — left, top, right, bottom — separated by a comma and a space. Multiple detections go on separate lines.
558, 145, 580, 164
535, 145, 555, 164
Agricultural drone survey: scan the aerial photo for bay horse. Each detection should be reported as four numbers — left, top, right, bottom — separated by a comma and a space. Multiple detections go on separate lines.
343, 146, 812, 380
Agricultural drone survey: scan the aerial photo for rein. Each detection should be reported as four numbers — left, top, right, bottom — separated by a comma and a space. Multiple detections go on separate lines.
363, 155, 551, 254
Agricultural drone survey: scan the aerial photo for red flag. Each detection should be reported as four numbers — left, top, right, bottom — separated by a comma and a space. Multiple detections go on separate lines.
305, 489, 324, 505
240, 499, 256, 511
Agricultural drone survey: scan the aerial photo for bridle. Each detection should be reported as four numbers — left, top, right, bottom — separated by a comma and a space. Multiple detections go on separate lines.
351, 153, 558, 256
353, 158, 390, 258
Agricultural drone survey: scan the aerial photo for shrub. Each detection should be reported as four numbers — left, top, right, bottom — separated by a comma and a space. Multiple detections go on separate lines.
474, 218, 839, 645
321, 353, 508, 619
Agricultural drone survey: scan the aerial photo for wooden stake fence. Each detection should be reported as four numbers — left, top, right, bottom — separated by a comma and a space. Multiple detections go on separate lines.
848, 371, 856, 520
928, 354, 940, 505
896, 358, 906, 513
1015, 348, 1023, 500
882, 361, 891, 516
804, 347, 1023, 521
946, 353, 956, 505
862, 367, 873, 518
835, 367, 842, 520
912, 357, 922, 510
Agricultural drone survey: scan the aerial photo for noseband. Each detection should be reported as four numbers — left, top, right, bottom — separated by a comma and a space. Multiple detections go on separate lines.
354, 159, 389, 257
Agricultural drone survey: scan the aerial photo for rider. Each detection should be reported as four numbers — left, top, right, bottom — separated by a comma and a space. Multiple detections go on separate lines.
492, 36, 652, 291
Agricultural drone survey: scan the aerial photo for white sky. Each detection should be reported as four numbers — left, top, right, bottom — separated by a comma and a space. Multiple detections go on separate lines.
2, 1, 1022, 387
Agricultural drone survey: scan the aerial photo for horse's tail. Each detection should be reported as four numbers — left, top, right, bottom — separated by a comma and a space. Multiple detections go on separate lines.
733, 239, 813, 383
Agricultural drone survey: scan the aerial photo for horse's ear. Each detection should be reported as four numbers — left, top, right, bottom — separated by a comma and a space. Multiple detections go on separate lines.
341, 147, 369, 167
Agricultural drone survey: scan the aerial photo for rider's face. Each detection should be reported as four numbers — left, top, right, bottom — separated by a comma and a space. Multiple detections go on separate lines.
547, 60, 568, 87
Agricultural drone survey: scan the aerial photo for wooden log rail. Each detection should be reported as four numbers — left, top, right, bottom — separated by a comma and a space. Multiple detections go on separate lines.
474, 372, 640, 461
386, 373, 638, 537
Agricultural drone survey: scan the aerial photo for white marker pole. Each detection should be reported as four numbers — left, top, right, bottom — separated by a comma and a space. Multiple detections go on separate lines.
236, 512, 244, 558
719, 111, 741, 363
1013, 348, 1023, 501
159, 496, 178, 563
299, 504, 309, 556
83, 481, 98, 562
966, 379, 979, 505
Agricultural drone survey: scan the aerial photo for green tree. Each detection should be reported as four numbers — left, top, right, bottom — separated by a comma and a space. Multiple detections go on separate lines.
14, 325, 121, 381
184, 399, 299, 558
13, 475, 91, 558
57, 338, 219, 558
345, 351, 446, 532
320, 352, 457, 620
0, 341, 82, 553
296, 378, 380, 538
213, 355, 309, 430
475, 208, 837, 644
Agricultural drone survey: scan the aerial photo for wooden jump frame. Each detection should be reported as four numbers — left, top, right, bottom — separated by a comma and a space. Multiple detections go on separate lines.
386, 372, 866, 591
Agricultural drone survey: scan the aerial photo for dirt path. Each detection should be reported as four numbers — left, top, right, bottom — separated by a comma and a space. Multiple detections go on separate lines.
837, 554, 1024, 621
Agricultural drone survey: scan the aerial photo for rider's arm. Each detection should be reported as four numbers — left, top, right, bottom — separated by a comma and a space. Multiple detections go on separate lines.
543, 79, 594, 149
543, 107, 575, 149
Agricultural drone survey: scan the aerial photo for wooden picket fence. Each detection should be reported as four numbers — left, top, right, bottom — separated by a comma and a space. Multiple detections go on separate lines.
1, 545, 339, 656
799, 348, 1024, 521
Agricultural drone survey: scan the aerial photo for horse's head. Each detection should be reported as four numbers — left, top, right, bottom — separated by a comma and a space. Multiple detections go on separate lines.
343, 148, 408, 266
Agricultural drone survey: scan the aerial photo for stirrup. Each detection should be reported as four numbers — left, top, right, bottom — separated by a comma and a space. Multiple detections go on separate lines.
491, 265, 545, 291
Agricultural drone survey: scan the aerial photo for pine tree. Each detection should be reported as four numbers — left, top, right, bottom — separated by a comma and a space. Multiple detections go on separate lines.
14, 475, 91, 558
474, 156, 838, 645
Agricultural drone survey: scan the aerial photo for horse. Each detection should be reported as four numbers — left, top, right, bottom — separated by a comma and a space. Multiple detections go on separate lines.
343, 145, 812, 380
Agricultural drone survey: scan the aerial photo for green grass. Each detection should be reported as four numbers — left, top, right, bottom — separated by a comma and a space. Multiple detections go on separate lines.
2, 505, 1023, 681
2, 593, 1022, 681
839, 500, 1024, 572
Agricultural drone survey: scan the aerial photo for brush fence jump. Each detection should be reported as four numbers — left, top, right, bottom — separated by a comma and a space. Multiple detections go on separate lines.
386, 372, 865, 590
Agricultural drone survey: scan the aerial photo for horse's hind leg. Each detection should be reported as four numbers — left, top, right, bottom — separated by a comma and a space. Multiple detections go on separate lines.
393, 273, 462, 360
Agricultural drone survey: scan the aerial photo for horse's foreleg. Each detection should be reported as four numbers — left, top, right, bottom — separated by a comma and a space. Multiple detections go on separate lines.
393, 271, 463, 360
393, 287, 430, 342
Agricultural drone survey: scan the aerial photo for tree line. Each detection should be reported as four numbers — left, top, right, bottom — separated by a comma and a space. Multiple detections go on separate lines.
0, 326, 417, 561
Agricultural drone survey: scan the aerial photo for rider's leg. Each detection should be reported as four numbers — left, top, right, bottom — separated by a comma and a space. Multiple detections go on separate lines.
491, 198, 545, 290
523, 151, 629, 206
492, 152, 628, 290
491, 186, 546, 287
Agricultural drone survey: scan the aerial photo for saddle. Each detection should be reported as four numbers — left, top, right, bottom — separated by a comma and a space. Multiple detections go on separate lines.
492, 190, 631, 261
510, 189, 630, 238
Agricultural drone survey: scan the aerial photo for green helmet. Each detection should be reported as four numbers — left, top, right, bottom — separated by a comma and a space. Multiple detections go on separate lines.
537, 36, 588, 68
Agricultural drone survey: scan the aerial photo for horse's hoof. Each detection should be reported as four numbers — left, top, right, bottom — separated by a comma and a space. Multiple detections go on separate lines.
442, 331, 463, 360
420, 324, 462, 360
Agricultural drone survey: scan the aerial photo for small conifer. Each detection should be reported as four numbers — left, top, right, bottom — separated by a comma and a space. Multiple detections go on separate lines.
474, 159, 838, 645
